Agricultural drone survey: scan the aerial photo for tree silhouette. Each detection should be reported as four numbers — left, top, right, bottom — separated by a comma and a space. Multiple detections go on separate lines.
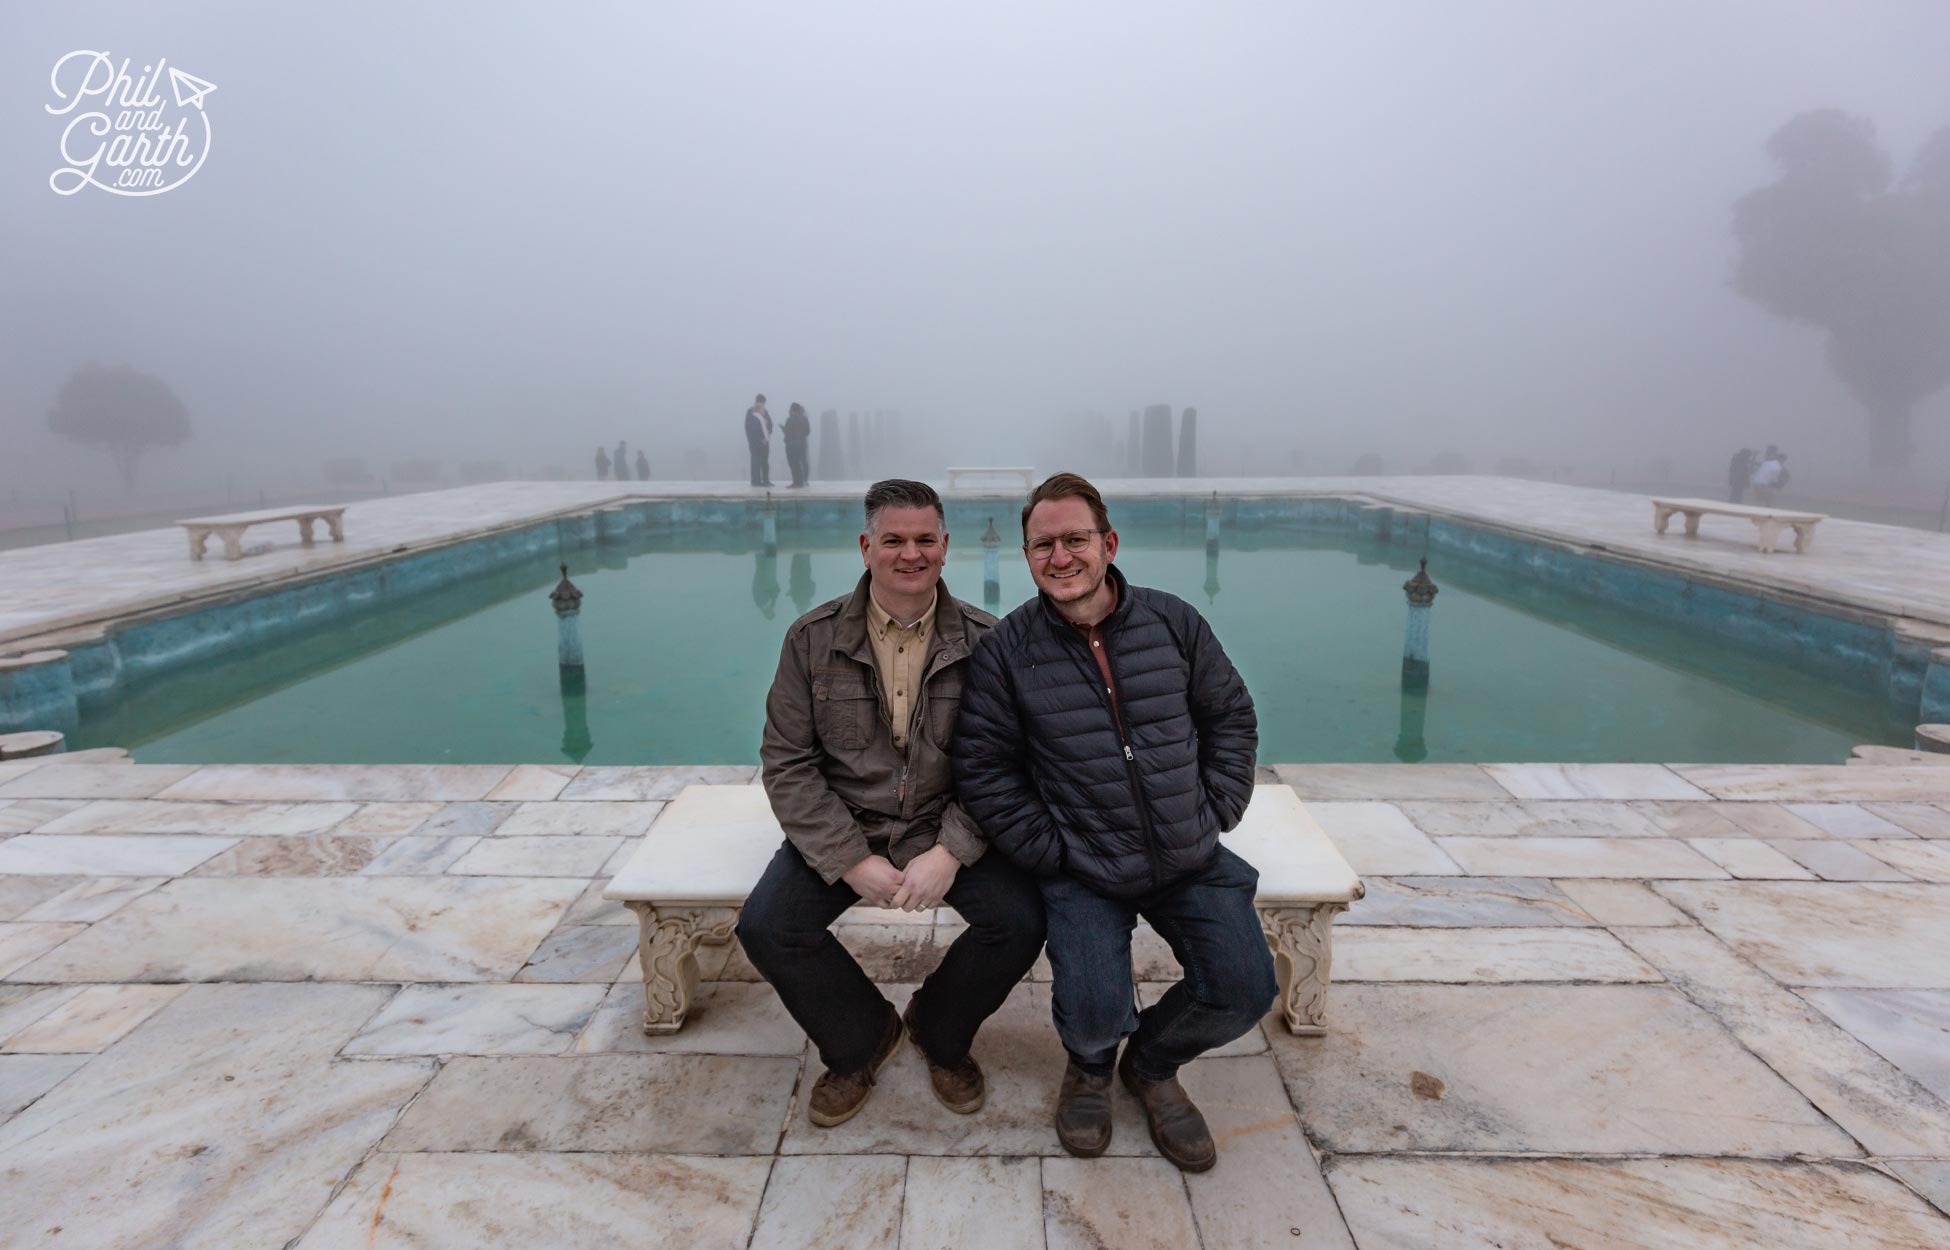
1733, 110, 1950, 474
47, 362, 192, 493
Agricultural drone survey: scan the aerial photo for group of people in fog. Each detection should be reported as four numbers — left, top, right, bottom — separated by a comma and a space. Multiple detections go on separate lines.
593, 441, 649, 482
745, 394, 812, 488
1727, 445, 1792, 505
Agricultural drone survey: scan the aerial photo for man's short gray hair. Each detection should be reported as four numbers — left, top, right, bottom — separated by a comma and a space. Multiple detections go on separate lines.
863, 479, 944, 533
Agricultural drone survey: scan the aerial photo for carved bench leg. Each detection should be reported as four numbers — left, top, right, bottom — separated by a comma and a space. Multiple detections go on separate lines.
629, 902, 738, 1034
1262, 903, 1347, 1036
187, 528, 208, 560
1792, 522, 1815, 553
1755, 518, 1784, 553
219, 526, 246, 561
326, 512, 345, 542
1682, 511, 1701, 537
299, 516, 317, 545
1652, 506, 1673, 535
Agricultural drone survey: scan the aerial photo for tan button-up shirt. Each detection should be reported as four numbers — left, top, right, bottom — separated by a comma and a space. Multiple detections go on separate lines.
865, 588, 935, 752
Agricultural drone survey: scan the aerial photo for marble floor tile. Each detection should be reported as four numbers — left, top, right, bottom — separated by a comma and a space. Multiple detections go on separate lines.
0, 1052, 88, 1118
1324, 1157, 1948, 1250
1858, 839, 1950, 882
1180, 1055, 1357, 1250
559, 765, 758, 802
1043, 1157, 1201, 1250
901, 1156, 1043, 1250
0, 799, 87, 834
1483, 763, 1709, 800
1269, 984, 1857, 1155
0, 922, 86, 977
0, 765, 37, 786
1621, 926, 1950, 1156
0, 985, 80, 1041
1342, 876, 1594, 927
1716, 801, 1832, 840
358, 833, 478, 875
1300, 802, 1461, 874
1549, 878, 1693, 926
1272, 765, 1510, 800
561, 878, 634, 925
1864, 802, 1950, 839
1628, 800, 1751, 839
342, 983, 609, 1056
1782, 803, 1915, 840
1768, 838, 1913, 881
483, 764, 580, 802
599, 838, 638, 877
1686, 837, 1818, 879
514, 925, 638, 982
493, 800, 662, 838
154, 763, 513, 802
34, 799, 359, 836
1434, 836, 1727, 878
382, 1053, 798, 1154
0, 983, 432, 1250
1656, 882, 1950, 988
295, 1151, 772, 1250
1890, 1160, 1950, 1219
447, 835, 620, 877
1673, 765, 1950, 802
0, 983, 185, 1053
1135, 983, 1265, 1055
17, 876, 582, 983
576, 981, 809, 1056
411, 801, 512, 837
330, 800, 443, 835
0, 874, 82, 920
1800, 989, 1950, 1104
1401, 801, 1667, 838
748, 1155, 905, 1250
191, 834, 394, 876
0, 833, 237, 876
0, 763, 197, 800
16, 875, 168, 922
1334, 927, 1662, 983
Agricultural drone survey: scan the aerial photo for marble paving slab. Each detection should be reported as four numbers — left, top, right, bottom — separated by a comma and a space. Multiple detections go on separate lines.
413, 801, 514, 837
1656, 881, 1950, 988
0, 764, 197, 800
0, 875, 82, 919
0, 1052, 88, 1119
34, 799, 359, 836
1334, 927, 1662, 983
0, 922, 86, 977
1687, 836, 1819, 879
1323, 1157, 1949, 1250
1890, 1160, 1950, 1219
15, 875, 168, 922
1273, 764, 1510, 800
294, 1151, 773, 1250
0, 799, 87, 833
0, 983, 186, 1053
900, 1156, 1044, 1250
1715, 801, 1832, 840
1401, 800, 1667, 838
558, 765, 759, 802
358, 834, 478, 875
1859, 839, 1950, 882
331, 801, 443, 835
493, 800, 663, 838
483, 764, 580, 802
1672, 766, 1950, 802
0, 985, 79, 1041
1548, 878, 1692, 926
561, 879, 634, 925
1482, 763, 1710, 800
1043, 1157, 1203, 1250
0, 833, 238, 876
381, 1053, 799, 1154
154, 764, 514, 803
1300, 802, 1461, 875
342, 983, 609, 1056
1620, 926, 1950, 1156
191, 834, 394, 876
1768, 838, 1914, 881
448, 835, 621, 877
1341, 876, 1595, 927
1627, 800, 1752, 839
1433, 836, 1728, 878
1269, 983, 1859, 1155
514, 924, 638, 982
1800, 989, 1950, 1104
1865, 802, 1950, 839
576, 982, 811, 1056
1782, 803, 1916, 840
15, 876, 583, 983
748, 1155, 905, 1250
0, 983, 433, 1250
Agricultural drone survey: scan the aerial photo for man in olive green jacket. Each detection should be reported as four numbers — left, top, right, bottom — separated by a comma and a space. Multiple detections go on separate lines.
743, 479, 1046, 1128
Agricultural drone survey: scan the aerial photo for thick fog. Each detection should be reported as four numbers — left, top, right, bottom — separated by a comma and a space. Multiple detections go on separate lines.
5, 1, 1950, 508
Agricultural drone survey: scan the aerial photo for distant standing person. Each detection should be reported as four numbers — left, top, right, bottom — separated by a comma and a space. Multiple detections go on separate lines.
1749, 448, 1785, 506
1727, 447, 1754, 503
784, 402, 812, 488
634, 449, 650, 481
614, 440, 630, 482
745, 394, 773, 487
595, 446, 610, 481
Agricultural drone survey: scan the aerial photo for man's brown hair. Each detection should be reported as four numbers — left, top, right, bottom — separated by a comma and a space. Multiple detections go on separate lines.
1021, 471, 1111, 540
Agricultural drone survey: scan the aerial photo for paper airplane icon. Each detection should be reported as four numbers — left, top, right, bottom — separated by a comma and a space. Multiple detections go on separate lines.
168, 67, 217, 110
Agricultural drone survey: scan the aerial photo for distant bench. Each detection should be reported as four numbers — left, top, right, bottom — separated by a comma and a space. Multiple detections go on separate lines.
177, 505, 346, 561
1651, 497, 1826, 554
604, 783, 1364, 1037
946, 466, 1036, 491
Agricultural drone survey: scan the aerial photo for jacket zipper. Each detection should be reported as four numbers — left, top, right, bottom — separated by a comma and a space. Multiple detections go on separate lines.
1063, 617, 1164, 892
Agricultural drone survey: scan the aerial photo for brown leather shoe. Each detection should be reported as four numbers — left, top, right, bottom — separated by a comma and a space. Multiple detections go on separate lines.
807, 1004, 902, 1128
1119, 1047, 1216, 1172
902, 1000, 986, 1114
1054, 1061, 1114, 1158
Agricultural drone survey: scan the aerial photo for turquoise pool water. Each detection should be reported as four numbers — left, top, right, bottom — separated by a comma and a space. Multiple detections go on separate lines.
75, 526, 1911, 765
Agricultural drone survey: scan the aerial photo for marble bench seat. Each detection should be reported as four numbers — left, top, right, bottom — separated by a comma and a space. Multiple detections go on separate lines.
1650, 496, 1826, 554
602, 783, 1365, 1036
177, 504, 347, 561
945, 466, 1036, 491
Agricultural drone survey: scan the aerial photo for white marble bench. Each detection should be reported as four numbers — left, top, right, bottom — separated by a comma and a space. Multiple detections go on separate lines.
177, 505, 347, 561
946, 466, 1036, 491
602, 783, 1364, 1036
1650, 497, 1826, 554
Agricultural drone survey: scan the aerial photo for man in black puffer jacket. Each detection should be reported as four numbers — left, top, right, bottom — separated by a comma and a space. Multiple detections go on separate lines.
954, 472, 1276, 1173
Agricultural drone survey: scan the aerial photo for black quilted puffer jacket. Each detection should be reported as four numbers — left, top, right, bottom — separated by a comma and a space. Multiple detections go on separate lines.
952, 564, 1258, 899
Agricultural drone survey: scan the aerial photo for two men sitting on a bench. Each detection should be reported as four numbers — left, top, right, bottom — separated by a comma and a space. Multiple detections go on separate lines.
742, 474, 1274, 1172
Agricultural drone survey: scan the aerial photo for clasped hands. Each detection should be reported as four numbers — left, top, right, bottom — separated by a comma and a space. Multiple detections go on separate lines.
842, 844, 959, 912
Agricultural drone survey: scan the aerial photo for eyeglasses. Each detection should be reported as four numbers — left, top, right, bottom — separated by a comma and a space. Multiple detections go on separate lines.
1023, 529, 1107, 560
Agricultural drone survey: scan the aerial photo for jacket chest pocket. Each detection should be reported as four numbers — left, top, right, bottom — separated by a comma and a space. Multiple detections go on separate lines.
924, 670, 963, 746
813, 671, 875, 752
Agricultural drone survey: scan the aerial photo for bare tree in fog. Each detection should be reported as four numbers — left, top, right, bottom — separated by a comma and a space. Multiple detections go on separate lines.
1733, 110, 1950, 476
47, 362, 192, 494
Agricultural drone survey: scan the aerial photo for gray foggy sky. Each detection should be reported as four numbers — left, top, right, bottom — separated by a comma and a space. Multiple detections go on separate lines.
5, 1, 1950, 496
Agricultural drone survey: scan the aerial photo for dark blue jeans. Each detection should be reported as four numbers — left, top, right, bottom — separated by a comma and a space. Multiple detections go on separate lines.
736, 842, 1046, 1074
1041, 845, 1278, 1083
